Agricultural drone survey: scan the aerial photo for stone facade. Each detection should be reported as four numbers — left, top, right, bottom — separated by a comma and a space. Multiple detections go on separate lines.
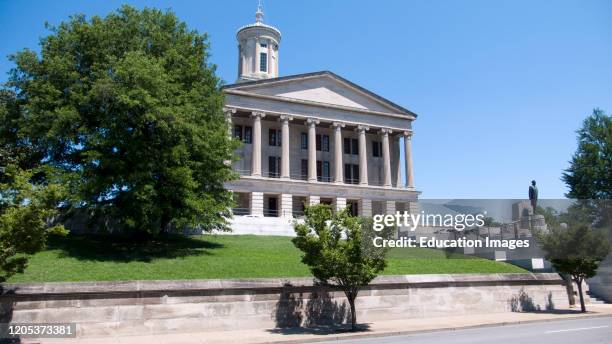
223, 8, 419, 232
0, 274, 570, 338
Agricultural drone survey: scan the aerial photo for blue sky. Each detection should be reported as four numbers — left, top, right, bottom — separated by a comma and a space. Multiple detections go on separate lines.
1, 0, 610, 198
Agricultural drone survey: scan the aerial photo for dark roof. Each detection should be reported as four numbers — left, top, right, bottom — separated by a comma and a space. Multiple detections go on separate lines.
222, 71, 418, 118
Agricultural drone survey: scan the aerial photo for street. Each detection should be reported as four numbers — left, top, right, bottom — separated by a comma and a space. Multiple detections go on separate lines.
316, 316, 612, 344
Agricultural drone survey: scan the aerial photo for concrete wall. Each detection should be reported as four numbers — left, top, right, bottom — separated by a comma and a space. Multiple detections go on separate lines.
0, 274, 569, 339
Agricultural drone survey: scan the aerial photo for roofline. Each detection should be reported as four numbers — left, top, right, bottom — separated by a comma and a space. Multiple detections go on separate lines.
222, 71, 418, 118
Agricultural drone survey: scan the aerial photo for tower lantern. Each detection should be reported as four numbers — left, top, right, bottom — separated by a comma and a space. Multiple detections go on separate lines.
236, 1, 281, 82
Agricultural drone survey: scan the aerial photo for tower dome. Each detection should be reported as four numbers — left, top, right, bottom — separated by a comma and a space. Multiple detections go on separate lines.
236, 2, 281, 82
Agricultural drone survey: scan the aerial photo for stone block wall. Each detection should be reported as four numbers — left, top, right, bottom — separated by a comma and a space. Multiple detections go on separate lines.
0, 274, 569, 339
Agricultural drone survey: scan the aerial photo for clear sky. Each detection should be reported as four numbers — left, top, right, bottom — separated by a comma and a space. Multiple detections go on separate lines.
1, 0, 610, 198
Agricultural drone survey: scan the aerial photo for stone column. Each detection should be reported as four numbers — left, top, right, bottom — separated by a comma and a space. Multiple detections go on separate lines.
267, 39, 273, 74
279, 115, 292, 179
275, 45, 279, 76
308, 195, 320, 206
357, 125, 369, 185
251, 112, 265, 177
334, 197, 347, 212
359, 199, 372, 217
251, 192, 264, 217
333, 122, 345, 184
307, 119, 319, 182
394, 136, 402, 187
403, 131, 414, 188
281, 194, 293, 218
385, 201, 396, 215
381, 128, 392, 187
255, 37, 260, 72
223, 107, 236, 137
240, 40, 247, 76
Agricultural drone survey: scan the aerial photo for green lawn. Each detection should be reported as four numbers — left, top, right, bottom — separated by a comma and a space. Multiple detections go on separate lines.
7, 234, 526, 283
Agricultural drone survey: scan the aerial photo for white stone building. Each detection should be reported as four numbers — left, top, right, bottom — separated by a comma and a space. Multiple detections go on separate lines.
223, 5, 419, 234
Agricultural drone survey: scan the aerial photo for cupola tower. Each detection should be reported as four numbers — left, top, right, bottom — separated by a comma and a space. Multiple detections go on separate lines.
236, 1, 281, 82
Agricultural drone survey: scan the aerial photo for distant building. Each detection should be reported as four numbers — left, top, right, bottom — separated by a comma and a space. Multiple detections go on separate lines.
222, 5, 419, 233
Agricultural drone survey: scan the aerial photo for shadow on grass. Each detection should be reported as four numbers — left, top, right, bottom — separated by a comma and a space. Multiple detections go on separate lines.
47, 234, 224, 263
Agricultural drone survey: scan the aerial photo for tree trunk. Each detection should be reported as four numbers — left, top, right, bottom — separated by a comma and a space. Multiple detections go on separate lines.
575, 276, 586, 313
160, 212, 171, 234
345, 290, 358, 331
564, 274, 576, 306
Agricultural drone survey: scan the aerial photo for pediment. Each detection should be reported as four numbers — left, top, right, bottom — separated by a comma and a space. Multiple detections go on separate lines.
224, 71, 415, 117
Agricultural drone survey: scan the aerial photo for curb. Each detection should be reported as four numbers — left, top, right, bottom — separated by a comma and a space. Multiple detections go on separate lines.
261, 312, 612, 344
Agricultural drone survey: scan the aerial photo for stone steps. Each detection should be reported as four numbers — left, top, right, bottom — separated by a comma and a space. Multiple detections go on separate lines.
587, 291, 608, 304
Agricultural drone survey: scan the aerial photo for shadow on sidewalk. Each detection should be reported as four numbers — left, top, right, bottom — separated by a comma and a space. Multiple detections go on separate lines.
509, 289, 583, 314
270, 284, 371, 335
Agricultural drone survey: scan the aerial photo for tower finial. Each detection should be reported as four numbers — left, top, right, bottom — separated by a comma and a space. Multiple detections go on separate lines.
255, 0, 264, 23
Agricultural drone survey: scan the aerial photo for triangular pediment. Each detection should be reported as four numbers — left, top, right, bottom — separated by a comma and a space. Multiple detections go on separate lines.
224, 71, 415, 117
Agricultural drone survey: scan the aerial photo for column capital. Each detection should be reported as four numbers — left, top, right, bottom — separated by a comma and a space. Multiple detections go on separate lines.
332, 121, 346, 129
402, 130, 414, 138
223, 107, 237, 115
278, 114, 293, 122
306, 118, 320, 127
251, 111, 266, 119
356, 125, 369, 133
379, 128, 393, 135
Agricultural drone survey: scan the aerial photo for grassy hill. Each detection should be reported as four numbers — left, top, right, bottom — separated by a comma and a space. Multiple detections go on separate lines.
7, 234, 526, 283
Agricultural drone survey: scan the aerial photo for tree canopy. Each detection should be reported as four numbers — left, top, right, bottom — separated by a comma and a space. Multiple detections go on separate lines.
537, 224, 610, 312
3, 6, 237, 235
562, 109, 611, 200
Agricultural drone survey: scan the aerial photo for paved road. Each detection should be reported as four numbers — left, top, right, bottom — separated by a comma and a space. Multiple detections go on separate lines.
316, 316, 612, 344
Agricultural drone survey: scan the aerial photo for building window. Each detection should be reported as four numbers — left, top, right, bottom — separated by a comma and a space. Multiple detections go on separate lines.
233, 125, 243, 141
347, 200, 359, 216
317, 160, 331, 182
301, 132, 308, 150
269, 129, 281, 146
301, 159, 308, 180
260, 43, 268, 48
344, 163, 360, 184
314, 135, 330, 151
322, 135, 330, 152
260, 52, 268, 72
323, 161, 330, 181
372, 141, 382, 157
244, 126, 252, 144
343, 138, 359, 155
268, 156, 281, 178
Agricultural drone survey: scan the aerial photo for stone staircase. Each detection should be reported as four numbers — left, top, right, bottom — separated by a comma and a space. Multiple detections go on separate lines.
587, 290, 608, 304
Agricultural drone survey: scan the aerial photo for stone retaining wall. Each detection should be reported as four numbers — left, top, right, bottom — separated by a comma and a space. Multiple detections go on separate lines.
0, 273, 569, 338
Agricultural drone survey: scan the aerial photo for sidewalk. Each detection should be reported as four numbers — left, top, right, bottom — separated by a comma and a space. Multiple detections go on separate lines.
28, 304, 612, 344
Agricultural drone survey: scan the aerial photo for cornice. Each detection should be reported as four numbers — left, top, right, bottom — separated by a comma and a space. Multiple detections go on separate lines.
224, 89, 416, 121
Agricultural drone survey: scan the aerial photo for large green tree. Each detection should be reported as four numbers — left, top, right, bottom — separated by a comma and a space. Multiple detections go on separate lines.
561, 109, 611, 228
292, 205, 389, 330
4, 6, 236, 235
562, 108, 611, 200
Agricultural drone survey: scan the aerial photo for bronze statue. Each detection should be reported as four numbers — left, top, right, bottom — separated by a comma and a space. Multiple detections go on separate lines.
529, 180, 538, 214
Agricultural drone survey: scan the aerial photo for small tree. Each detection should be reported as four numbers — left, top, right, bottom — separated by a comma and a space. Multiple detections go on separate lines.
0, 150, 68, 283
292, 204, 389, 330
537, 224, 610, 312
